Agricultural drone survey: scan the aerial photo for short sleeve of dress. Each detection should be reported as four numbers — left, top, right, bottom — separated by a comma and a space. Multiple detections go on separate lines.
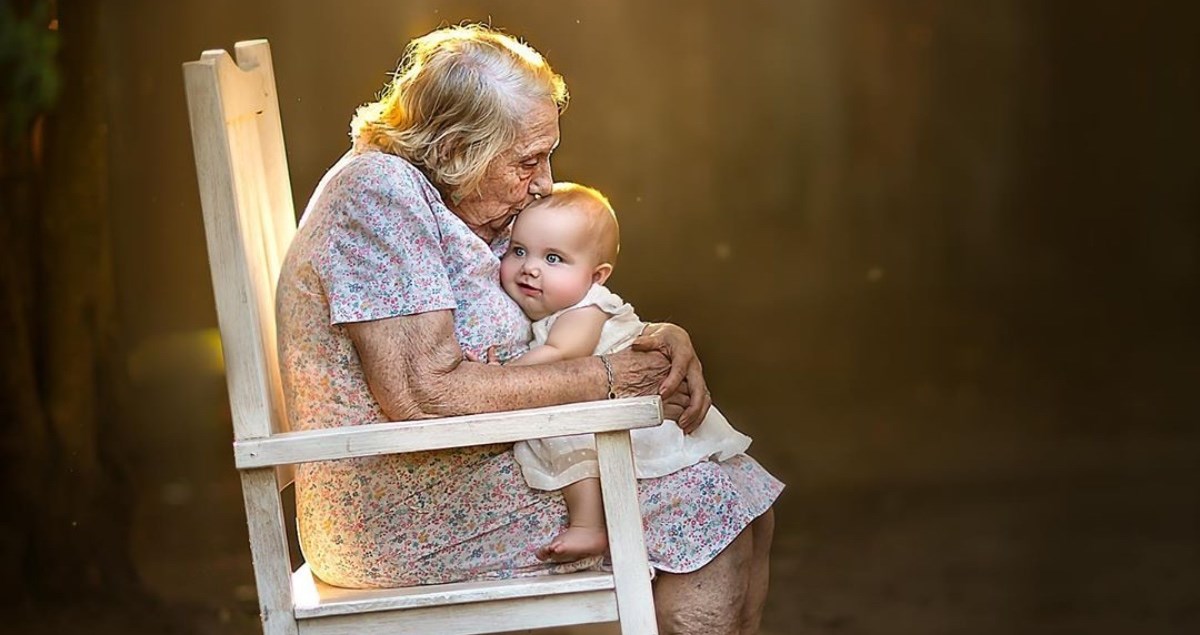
575, 284, 629, 316
314, 154, 458, 325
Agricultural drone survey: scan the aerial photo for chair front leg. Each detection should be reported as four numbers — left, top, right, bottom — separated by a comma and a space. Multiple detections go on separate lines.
594, 430, 658, 635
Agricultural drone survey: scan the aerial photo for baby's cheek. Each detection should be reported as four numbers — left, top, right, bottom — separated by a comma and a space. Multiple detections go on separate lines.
498, 259, 515, 285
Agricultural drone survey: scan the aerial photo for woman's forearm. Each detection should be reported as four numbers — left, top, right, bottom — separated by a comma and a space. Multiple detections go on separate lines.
346, 309, 607, 420
427, 354, 606, 417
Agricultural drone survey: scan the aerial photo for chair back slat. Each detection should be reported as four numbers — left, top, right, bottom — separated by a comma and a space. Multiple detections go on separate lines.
184, 40, 295, 444
185, 40, 300, 633
232, 41, 296, 289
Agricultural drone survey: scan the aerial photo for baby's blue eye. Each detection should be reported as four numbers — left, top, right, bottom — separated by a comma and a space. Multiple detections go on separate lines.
546, 253, 562, 264
512, 246, 526, 257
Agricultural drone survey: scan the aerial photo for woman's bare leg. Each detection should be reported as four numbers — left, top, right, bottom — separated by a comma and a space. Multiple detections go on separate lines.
537, 478, 608, 562
739, 508, 776, 634
654, 528, 753, 635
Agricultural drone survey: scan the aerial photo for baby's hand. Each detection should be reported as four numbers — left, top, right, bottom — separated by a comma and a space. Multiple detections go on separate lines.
464, 345, 504, 366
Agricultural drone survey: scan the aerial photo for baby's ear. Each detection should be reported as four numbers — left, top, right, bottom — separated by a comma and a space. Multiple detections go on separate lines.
592, 263, 613, 285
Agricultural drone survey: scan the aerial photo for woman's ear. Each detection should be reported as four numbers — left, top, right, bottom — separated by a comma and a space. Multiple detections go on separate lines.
592, 263, 613, 285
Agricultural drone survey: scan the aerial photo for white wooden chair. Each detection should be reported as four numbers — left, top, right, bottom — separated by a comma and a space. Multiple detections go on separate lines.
183, 40, 661, 635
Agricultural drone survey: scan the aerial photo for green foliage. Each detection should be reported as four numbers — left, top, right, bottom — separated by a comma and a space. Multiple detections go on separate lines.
0, 0, 60, 148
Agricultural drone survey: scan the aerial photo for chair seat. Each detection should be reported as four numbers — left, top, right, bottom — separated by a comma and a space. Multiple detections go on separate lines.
292, 565, 617, 619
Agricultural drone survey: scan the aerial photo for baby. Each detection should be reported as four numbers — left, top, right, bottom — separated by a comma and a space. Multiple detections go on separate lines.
498, 182, 752, 562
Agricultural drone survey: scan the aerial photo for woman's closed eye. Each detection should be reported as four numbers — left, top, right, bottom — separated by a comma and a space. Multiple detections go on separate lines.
517, 158, 540, 177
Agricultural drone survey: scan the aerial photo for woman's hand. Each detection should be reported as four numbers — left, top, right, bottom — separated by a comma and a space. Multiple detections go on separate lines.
608, 348, 671, 399
631, 323, 712, 433
607, 347, 701, 422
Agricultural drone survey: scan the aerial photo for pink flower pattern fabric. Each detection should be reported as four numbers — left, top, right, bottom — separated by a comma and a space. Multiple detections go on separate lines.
275, 150, 783, 587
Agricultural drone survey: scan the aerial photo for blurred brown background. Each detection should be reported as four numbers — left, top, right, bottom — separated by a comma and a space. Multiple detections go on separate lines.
2, 0, 1197, 633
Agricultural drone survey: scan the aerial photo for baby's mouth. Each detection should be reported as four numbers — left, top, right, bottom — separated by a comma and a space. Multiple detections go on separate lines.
516, 282, 541, 296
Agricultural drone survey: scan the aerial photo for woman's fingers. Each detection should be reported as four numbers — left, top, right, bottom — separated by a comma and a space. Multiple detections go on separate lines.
661, 388, 688, 422
680, 359, 712, 433
659, 354, 689, 400
668, 378, 708, 434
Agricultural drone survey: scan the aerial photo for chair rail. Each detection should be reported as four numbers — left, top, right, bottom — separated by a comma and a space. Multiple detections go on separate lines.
234, 396, 662, 469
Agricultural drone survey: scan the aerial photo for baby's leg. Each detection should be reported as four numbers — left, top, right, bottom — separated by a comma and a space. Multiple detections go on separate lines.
537, 478, 609, 562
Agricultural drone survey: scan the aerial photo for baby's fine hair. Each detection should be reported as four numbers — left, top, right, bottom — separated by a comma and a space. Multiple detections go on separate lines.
534, 182, 620, 264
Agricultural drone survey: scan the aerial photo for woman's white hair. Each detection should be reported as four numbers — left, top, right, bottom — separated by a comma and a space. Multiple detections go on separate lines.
351, 24, 568, 202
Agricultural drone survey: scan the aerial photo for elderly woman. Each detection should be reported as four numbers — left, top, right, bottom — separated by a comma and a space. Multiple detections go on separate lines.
276, 24, 783, 634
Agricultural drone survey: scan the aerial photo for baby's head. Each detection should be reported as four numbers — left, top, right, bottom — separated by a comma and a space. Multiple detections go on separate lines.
500, 182, 619, 320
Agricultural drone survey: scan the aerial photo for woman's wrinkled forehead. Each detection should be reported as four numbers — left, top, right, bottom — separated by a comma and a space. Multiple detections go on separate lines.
509, 102, 561, 158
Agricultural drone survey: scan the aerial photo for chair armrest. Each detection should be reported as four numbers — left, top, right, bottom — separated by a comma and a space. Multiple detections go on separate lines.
233, 396, 662, 469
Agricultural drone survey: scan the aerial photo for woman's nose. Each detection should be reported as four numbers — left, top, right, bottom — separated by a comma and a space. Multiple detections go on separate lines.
528, 158, 553, 197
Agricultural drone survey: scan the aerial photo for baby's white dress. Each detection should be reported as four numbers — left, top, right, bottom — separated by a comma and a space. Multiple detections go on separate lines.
513, 284, 753, 490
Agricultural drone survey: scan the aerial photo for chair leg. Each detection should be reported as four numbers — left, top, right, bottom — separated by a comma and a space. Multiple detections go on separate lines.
594, 431, 658, 635
241, 468, 300, 635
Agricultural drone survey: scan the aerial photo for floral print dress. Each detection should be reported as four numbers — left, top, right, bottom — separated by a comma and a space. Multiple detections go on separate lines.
275, 149, 784, 587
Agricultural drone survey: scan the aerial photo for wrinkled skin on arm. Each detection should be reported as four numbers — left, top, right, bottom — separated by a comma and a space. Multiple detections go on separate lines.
345, 309, 684, 420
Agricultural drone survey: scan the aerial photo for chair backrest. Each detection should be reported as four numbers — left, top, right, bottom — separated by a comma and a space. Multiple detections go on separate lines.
186, 44, 303, 629
184, 40, 295, 448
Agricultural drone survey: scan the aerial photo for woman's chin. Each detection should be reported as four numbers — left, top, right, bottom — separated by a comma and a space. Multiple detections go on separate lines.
490, 214, 517, 234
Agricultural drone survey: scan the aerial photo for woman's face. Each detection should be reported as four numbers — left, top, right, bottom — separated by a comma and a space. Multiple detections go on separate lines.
454, 100, 559, 242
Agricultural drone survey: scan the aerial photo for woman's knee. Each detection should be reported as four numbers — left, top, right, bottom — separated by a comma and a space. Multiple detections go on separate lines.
751, 507, 775, 553
738, 508, 777, 634
655, 530, 753, 634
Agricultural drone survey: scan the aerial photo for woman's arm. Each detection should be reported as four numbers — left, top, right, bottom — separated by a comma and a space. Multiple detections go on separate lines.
346, 308, 672, 421
506, 306, 608, 367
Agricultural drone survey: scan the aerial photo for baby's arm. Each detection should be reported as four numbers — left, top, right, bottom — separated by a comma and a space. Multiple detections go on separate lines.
508, 306, 608, 366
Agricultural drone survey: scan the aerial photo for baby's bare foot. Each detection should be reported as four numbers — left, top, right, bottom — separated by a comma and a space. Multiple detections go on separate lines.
535, 526, 609, 563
